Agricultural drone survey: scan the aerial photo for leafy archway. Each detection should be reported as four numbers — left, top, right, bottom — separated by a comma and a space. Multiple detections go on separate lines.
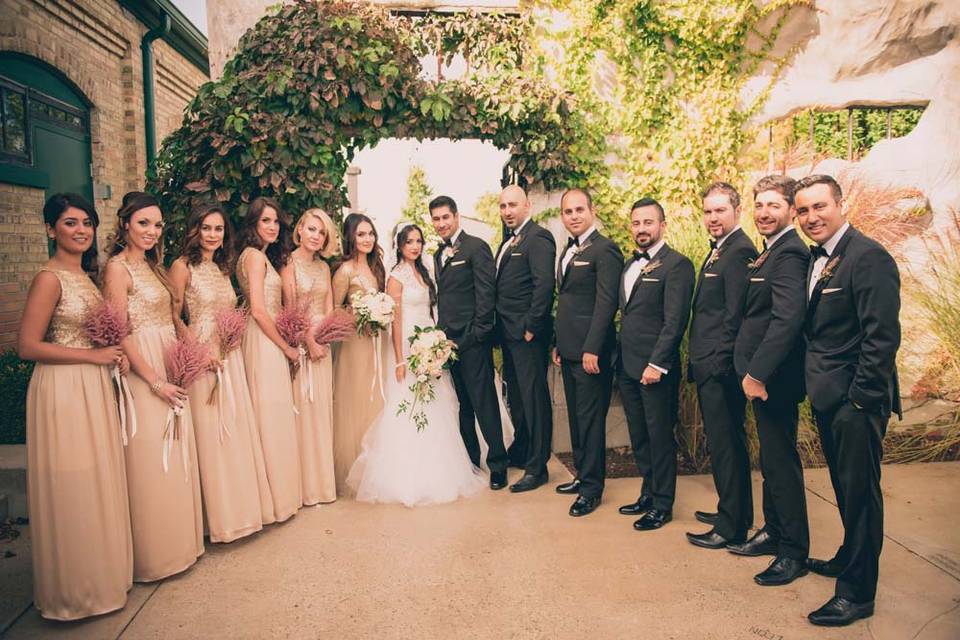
149, 0, 602, 252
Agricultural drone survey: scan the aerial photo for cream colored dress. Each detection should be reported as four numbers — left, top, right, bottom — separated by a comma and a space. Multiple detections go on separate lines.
331, 263, 385, 491
26, 268, 133, 620
108, 256, 203, 582
236, 247, 302, 521
291, 254, 337, 505
184, 259, 273, 540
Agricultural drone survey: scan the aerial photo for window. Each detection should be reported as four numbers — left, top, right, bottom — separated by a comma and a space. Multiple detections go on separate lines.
0, 75, 89, 165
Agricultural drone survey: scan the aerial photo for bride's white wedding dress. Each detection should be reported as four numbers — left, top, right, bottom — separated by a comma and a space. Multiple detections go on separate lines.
347, 262, 507, 507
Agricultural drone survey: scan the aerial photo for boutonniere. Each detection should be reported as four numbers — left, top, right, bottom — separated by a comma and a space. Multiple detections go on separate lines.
442, 244, 459, 262
819, 255, 842, 282
705, 246, 722, 268
511, 233, 523, 247
570, 239, 592, 258
639, 259, 662, 276
748, 250, 769, 270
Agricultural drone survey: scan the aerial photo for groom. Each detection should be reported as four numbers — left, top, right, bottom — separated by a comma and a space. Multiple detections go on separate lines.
430, 195, 509, 489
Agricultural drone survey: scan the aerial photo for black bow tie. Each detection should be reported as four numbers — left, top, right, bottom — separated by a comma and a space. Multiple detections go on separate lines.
810, 245, 829, 259
442, 239, 453, 248
634, 250, 651, 261
567, 237, 580, 248
709, 239, 718, 250
762, 239, 769, 251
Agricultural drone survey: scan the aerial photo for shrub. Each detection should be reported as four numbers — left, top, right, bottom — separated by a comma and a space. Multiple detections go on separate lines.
0, 350, 32, 445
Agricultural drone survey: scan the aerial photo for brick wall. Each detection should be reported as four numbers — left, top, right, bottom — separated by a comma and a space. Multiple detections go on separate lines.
0, 0, 208, 350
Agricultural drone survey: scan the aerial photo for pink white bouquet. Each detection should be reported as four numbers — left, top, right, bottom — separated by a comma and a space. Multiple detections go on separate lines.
82, 300, 136, 445
162, 337, 210, 476
349, 290, 395, 337
396, 325, 458, 431
313, 309, 355, 346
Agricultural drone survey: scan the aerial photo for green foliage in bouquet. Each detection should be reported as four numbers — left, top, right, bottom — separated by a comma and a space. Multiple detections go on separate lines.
397, 326, 458, 432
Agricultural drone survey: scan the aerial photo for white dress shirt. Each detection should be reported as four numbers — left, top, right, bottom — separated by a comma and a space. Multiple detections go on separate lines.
763, 224, 795, 250
808, 222, 849, 299
622, 239, 669, 375
497, 216, 532, 272
560, 224, 596, 276
715, 224, 742, 249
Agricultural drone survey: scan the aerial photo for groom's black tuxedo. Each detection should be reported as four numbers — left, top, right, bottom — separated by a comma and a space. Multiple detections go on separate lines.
555, 228, 623, 499
617, 243, 694, 513
494, 220, 556, 475
434, 230, 507, 474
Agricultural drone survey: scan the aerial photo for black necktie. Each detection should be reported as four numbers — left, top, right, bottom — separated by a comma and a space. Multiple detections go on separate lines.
810, 245, 828, 259
567, 237, 580, 248
634, 250, 651, 261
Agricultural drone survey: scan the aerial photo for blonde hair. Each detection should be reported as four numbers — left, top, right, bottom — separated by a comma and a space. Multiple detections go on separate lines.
294, 208, 341, 259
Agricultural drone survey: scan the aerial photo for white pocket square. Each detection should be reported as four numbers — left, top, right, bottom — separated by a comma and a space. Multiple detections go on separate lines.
573, 260, 590, 266
510, 252, 523, 257
641, 277, 660, 282
704, 272, 719, 278
449, 260, 466, 266
750, 277, 765, 282
822, 287, 843, 294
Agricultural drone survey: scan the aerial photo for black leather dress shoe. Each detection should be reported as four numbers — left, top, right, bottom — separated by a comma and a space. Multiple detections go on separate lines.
555, 479, 581, 494
489, 470, 507, 490
694, 510, 718, 525
509, 472, 547, 493
808, 596, 874, 626
569, 495, 601, 517
633, 509, 672, 531
727, 528, 779, 557
686, 528, 742, 549
806, 557, 843, 577
754, 556, 808, 586
618, 495, 654, 515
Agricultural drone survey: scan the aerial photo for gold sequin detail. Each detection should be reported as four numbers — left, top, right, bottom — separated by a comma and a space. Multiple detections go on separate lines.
42, 269, 102, 348
110, 256, 175, 334
292, 254, 331, 322
236, 247, 282, 317
185, 260, 238, 344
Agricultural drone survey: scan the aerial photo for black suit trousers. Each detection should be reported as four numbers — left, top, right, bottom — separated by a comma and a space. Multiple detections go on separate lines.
753, 396, 809, 559
814, 402, 886, 603
620, 370, 679, 512
697, 373, 752, 539
502, 337, 553, 475
560, 358, 611, 499
450, 343, 508, 474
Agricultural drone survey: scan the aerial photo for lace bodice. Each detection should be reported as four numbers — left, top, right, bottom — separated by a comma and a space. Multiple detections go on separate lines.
292, 254, 330, 322
237, 247, 282, 316
185, 260, 238, 344
41, 268, 102, 348
109, 256, 174, 334
390, 263, 435, 356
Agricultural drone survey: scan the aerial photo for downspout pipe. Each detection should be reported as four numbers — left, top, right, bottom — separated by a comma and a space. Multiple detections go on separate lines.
141, 13, 171, 173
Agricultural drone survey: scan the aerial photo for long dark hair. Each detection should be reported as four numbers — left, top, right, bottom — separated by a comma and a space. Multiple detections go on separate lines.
180, 203, 235, 275
394, 224, 437, 310
237, 196, 292, 271
107, 191, 173, 294
42, 192, 100, 276
340, 213, 385, 291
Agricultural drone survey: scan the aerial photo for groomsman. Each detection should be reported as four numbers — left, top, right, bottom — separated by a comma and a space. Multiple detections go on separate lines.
726, 175, 810, 587
616, 199, 694, 531
494, 185, 557, 493
430, 195, 509, 490
796, 175, 900, 627
686, 182, 758, 549
553, 188, 623, 517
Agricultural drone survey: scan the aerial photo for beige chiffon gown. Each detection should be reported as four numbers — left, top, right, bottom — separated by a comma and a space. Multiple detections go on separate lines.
184, 259, 274, 539
236, 247, 302, 521
108, 256, 204, 582
26, 268, 133, 620
290, 254, 337, 505
331, 263, 385, 491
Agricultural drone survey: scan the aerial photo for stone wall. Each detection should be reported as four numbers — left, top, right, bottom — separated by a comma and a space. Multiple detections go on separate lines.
0, 0, 208, 350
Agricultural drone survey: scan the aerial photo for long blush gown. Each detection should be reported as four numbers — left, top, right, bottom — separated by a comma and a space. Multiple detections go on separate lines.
26, 268, 133, 620
331, 262, 385, 491
290, 254, 337, 505
236, 247, 302, 521
184, 259, 273, 540
108, 256, 203, 582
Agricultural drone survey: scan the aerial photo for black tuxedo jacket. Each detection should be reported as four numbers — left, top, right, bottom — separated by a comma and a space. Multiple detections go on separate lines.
555, 229, 623, 362
733, 228, 808, 402
495, 220, 556, 342
617, 244, 695, 380
688, 228, 758, 383
804, 225, 901, 417
434, 231, 496, 351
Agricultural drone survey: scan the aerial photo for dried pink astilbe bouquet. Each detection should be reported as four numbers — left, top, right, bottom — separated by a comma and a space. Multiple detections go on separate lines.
214, 306, 248, 358
276, 300, 312, 406
313, 309, 355, 346
82, 300, 136, 444
161, 337, 210, 476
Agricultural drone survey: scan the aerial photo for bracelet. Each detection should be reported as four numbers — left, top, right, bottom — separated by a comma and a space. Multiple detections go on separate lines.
150, 378, 164, 394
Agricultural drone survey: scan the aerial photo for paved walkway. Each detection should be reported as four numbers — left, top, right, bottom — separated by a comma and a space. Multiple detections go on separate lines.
3, 461, 959, 639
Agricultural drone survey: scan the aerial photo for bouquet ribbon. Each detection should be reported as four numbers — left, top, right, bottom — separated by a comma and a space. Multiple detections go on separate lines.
298, 346, 314, 405
371, 332, 385, 403
112, 364, 138, 445
213, 365, 233, 442
162, 405, 190, 481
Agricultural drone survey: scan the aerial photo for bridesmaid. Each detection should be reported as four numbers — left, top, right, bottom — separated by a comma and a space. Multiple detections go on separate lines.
168, 203, 273, 541
101, 191, 204, 582
235, 196, 303, 522
331, 213, 387, 490
280, 208, 339, 505
19, 193, 132, 620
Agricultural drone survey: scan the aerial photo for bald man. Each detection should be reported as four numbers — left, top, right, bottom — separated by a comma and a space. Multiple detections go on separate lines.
494, 185, 557, 492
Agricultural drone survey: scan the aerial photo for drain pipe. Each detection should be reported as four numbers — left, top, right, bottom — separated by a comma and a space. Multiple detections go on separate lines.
141, 13, 171, 172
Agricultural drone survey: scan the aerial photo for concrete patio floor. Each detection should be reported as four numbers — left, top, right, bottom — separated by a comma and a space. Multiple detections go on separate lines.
2, 460, 958, 639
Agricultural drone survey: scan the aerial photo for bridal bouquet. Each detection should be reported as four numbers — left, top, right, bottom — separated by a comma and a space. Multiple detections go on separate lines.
163, 337, 210, 477
350, 290, 395, 337
396, 326, 458, 432
82, 300, 136, 445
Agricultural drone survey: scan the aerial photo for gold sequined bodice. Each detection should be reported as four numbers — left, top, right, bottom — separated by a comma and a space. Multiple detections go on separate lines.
332, 262, 378, 309
110, 256, 175, 334
42, 268, 102, 348
185, 260, 238, 344
292, 254, 330, 321
237, 247, 282, 316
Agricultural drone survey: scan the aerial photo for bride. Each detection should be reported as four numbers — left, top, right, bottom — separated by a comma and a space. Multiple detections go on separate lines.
347, 223, 489, 506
